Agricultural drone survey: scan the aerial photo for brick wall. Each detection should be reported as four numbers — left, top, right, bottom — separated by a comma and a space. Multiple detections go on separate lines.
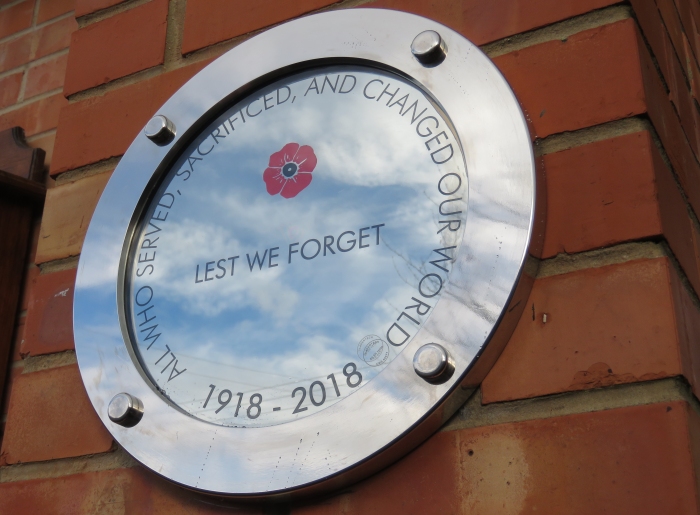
2, 0, 700, 513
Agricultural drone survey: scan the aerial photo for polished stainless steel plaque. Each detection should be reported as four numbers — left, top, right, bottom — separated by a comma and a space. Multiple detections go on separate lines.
74, 9, 541, 498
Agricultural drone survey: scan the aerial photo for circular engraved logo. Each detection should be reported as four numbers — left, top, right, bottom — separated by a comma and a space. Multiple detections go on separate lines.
357, 335, 390, 367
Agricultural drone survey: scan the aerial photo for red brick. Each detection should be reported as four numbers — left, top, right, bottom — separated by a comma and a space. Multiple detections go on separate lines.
0, 403, 695, 513
0, 467, 265, 514
542, 131, 661, 257
688, 402, 700, 500
0, 71, 22, 108
52, 60, 209, 174
0, 93, 67, 137
64, 0, 168, 95
482, 258, 682, 404
637, 0, 700, 162
0, 364, 113, 464
654, 136, 700, 296
35, 171, 112, 263
35, 15, 78, 59
656, 0, 690, 73
670, 265, 700, 399
24, 52, 69, 99
303, 431, 462, 515
37, 0, 75, 23
683, 32, 700, 101
295, 402, 699, 514
0, 0, 33, 40
182, 0, 337, 54
638, 22, 700, 226
632, 0, 684, 98
674, 0, 700, 76
494, 18, 647, 138
454, 402, 698, 514
22, 267, 76, 356
0, 31, 32, 72
370, 0, 619, 46
75, 0, 126, 17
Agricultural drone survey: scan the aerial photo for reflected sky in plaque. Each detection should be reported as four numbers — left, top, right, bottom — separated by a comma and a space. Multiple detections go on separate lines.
126, 66, 468, 427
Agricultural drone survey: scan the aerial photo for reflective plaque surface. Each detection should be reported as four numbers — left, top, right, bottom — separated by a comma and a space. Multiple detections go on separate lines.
126, 66, 468, 427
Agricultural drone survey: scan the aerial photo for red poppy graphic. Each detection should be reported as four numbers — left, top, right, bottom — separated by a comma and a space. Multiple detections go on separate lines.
263, 143, 317, 199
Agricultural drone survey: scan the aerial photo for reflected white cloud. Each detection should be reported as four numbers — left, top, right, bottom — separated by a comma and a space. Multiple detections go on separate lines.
125, 66, 469, 427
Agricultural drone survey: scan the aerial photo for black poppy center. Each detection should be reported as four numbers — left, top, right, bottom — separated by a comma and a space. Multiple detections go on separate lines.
282, 162, 298, 178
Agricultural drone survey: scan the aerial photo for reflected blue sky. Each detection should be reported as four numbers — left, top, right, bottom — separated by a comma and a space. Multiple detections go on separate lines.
126, 66, 467, 427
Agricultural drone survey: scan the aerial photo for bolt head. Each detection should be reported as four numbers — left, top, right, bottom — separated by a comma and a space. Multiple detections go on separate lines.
413, 343, 454, 383
144, 114, 176, 145
108, 393, 144, 427
411, 30, 447, 66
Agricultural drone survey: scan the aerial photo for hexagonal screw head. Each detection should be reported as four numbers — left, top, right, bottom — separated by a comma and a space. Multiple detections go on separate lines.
108, 392, 144, 427
411, 30, 447, 66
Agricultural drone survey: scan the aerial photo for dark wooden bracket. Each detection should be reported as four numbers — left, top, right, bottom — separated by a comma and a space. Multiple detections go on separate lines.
0, 127, 46, 438
0, 127, 45, 182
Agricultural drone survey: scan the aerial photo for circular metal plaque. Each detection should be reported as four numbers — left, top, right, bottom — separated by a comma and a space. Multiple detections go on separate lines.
74, 8, 540, 498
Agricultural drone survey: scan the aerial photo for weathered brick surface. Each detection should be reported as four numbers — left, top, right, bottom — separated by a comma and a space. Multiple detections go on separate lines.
295, 402, 697, 514
688, 401, 700, 502
52, 60, 209, 174
24, 53, 69, 99
35, 15, 77, 59
543, 128, 700, 299
22, 268, 77, 356
0, 466, 266, 514
37, 0, 75, 24
670, 264, 700, 399
636, 0, 700, 163
0, 71, 22, 109
0, 32, 33, 73
674, 0, 700, 79
638, 26, 700, 227
482, 258, 683, 403
495, 18, 646, 138
64, 0, 169, 96
370, 0, 619, 45
182, 0, 338, 54
0, 17, 76, 73
35, 171, 112, 263
0, 402, 693, 514
0, 1, 33, 40
542, 131, 661, 258
0, 364, 113, 465
454, 401, 698, 514
654, 136, 700, 297
75, 0, 126, 17
0, 92, 67, 136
